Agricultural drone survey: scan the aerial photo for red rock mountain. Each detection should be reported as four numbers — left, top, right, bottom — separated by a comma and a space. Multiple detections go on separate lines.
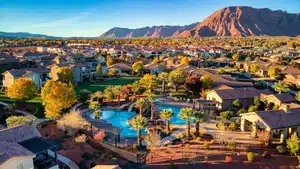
100, 6, 300, 38
179, 6, 300, 37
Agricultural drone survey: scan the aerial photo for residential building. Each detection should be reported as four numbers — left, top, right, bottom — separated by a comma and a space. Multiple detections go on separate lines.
2, 68, 49, 89
0, 125, 58, 169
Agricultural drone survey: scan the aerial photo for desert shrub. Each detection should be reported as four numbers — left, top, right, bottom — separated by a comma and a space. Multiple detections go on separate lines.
210, 140, 215, 144
247, 152, 255, 162
196, 137, 201, 141
276, 145, 287, 154
217, 121, 226, 130
228, 122, 238, 131
225, 155, 232, 164
93, 130, 106, 142
287, 133, 300, 156
90, 162, 96, 168
227, 141, 237, 151
263, 151, 271, 159
169, 162, 176, 169
132, 144, 139, 150
57, 110, 90, 136
203, 141, 210, 150
6, 115, 36, 128
220, 111, 232, 121
82, 152, 92, 161
237, 108, 247, 115
218, 68, 226, 74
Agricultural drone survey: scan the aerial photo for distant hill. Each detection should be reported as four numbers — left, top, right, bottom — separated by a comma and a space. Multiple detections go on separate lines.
99, 23, 199, 38
101, 6, 300, 38
0, 32, 59, 39
179, 6, 300, 37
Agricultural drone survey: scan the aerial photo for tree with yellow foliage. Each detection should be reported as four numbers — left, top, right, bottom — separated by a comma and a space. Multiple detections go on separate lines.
7, 78, 37, 101
180, 56, 189, 65
200, 75, 213, 89
57, 67, 73, 83
139, 74, 158, 91
41, 80, 77, 118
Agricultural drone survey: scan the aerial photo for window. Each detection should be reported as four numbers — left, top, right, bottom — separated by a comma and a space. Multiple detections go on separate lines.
17, 164, 23, 169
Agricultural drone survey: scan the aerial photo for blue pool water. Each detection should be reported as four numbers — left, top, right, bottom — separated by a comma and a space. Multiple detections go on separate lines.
157, 105, 194, 125
89, 110, 146, 137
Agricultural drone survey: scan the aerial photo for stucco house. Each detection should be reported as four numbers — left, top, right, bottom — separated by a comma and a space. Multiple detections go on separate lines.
206, 87, 271, 111
143, 63, 166, 74
240, 104, 300, 144
260, 93, 296, 107
2, 68, 49, 89
50, 63, 90, 83
0, 125, 58, 169
107, 63, 132, 75
284, 74, 300, 86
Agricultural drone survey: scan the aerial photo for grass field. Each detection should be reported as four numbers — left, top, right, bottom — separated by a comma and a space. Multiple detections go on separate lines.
75, 77, 139, 93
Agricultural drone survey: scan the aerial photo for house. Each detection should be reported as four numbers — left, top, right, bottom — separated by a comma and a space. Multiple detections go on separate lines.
2, 68, 49, 89
144, 63, 166, 74
15, 52, 44, 60
260, 93, 296, 107
284, 74, 300, 86
206, 87, 271, 111
240, 104, 300, 143
50, 63, 92, 83
0, 125, 58, 169
107, 63, 132, 75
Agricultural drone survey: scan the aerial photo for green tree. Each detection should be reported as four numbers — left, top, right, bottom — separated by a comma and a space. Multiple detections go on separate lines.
220, 111, 232, 121
194, 112, 207, 137
6, 115, 36, 128
159, 109, 174, 132
132, 81, 145, 97
200, 75, 213, 89
104, 86, 116, 101
232, 99, 241, 108
268, 66, 281, 78
129, 116, 148, 146
78, 89, 91, 103
250, 64, 259, 73
248, 105, 257, 112
132, 62, 144, 75
245, 57, 252, 62
232, 53, 240, 61
272, 81, 289, 94
287, 133, 300, 156
158, 72, 169, 93
139, 74, 158, 91
178, 108, 194, 138
7, 78, 37, 102
168, 68, 187, 91
57, 67, 73, 83
295, 92, 300, 102
135, 98, 145, 117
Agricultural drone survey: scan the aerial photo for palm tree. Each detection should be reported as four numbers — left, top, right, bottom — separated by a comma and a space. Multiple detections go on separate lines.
178, 108, 194, 138
135, 98, 145, 117
89, 101, 101, 119
94, 110, 102, 119
129, 116, 148, 146
272, 81, 289, 94
144, 90, 155, 120
113, 85, 122, 105
159, 109, 174, 132
194, 111, 207, 137
158, 72, 169, 93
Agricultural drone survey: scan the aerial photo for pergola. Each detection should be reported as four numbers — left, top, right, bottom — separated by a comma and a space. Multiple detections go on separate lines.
19, 137, 58, 169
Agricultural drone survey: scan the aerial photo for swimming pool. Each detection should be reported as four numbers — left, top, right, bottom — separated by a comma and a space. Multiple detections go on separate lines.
157, 105, 194, 125
89, 109, 146, 137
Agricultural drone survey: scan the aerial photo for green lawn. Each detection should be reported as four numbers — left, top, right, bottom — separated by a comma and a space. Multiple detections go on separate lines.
75, 77, 139, 93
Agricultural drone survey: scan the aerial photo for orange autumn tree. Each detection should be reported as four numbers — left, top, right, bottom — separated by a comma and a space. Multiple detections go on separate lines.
7, 77, 37, 101
41, 80, 77, 118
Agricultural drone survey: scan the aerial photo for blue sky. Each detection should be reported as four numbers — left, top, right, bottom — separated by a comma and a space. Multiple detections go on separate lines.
0, 0, 299, 37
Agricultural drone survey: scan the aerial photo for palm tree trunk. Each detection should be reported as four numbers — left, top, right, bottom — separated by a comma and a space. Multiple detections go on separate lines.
118, 95, 120, 105
137, 128, 141, 146
139, 106, 143, 117
150, 103, 154, 121
195, 121, 200, 137
167, 120, 170, 132
162, 80, 165, 93
186, 119, 190, 138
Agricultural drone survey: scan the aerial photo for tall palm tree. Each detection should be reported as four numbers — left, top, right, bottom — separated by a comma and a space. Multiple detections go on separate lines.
113, 85, 123, 105
144, 90, 155, 120
159, 109, 174, 132
272, 81, 289, 94
129, 116, 148, 146
178, 108, 194, 138
135, 98, 145, 117
194, 111, 207, 137
158, 72, 169, 93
